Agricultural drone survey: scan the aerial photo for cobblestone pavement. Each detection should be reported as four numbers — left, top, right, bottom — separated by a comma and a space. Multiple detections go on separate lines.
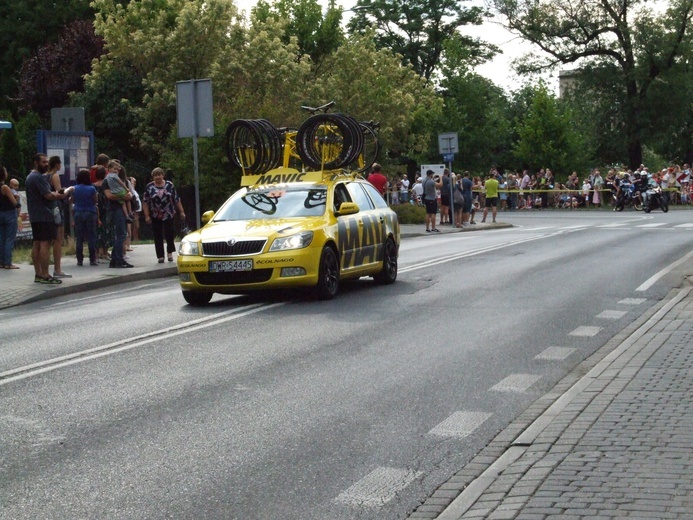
409, 285, 693, 519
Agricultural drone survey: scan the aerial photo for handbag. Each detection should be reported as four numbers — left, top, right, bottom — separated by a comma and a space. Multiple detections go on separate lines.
453, 187, 464, 206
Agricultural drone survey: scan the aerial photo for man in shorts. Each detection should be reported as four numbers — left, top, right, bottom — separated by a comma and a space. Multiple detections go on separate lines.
25, 153, 68, 284
422, 169, 442, 232
481, 172, 499, 224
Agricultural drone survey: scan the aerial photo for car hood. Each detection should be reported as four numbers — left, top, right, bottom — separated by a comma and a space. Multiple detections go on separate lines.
188, 218, 325, 242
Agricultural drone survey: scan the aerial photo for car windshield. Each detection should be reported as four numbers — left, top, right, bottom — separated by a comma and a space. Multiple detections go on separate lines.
215, 185, 327, 221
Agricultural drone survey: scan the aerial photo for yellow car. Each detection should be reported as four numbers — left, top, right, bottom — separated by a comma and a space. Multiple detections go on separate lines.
177, 168, 400, 305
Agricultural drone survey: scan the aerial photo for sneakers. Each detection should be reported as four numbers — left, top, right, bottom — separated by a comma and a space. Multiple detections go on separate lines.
53, 272, 72, 278
77, 261, 83, 267
90, 261, 99, 266
35, 275, 62, 284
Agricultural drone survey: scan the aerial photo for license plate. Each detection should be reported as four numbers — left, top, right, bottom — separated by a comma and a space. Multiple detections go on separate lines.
209, 260, 253, 272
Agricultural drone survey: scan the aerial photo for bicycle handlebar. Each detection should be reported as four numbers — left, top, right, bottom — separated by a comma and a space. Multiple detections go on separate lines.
301, 101, 336, 114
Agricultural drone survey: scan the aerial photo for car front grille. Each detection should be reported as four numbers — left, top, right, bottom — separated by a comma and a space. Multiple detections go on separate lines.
202, 239, 266, 257
194, 270, 273, 285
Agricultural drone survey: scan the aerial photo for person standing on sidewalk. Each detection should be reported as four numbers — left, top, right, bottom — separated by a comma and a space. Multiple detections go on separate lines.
0, 165, 22, 269
71, 169, 99, 267
422, 169, 441, 232
46, 155, 72, 278
26, 153, 68, 284
103, 165, 133, 268
481, 172, 499, 224
142, 167, 186, 263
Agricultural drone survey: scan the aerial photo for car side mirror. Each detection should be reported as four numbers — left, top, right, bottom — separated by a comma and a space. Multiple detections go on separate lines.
336, 202, 359, 216
201, 210, 215, 225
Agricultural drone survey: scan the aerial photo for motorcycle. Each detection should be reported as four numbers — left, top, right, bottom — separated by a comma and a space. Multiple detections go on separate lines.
614, 182, 643, 211
643, 186, 669, 213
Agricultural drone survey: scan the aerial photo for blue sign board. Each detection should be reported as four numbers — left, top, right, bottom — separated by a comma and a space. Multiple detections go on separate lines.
443, 153, 455, 162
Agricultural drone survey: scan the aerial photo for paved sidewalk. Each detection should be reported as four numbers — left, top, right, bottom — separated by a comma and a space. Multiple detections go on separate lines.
409, 284, 693, 519
0, 221, 508, 311
0, 243, 177, 311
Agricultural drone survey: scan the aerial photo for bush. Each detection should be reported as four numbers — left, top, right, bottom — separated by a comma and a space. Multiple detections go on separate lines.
391, 203, 426, 224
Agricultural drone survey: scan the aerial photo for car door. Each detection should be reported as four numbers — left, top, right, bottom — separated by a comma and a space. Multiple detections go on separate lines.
344, 181, 381, 271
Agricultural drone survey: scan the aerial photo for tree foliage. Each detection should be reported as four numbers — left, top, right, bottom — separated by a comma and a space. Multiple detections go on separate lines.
347, 0, 492, 81
512, 82, 589, 174
0, 0, 93, 111
89, 0, 239, 154
252, 0, 345, 72
312, 32, 443, 161
17, 20, 104, 119
490, 0, 693, 168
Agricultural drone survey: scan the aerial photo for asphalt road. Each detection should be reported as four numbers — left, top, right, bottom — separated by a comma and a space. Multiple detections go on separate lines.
1, 210, 691, 520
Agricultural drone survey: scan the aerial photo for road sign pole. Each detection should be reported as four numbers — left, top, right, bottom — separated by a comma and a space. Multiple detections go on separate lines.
192, 81, 201, 230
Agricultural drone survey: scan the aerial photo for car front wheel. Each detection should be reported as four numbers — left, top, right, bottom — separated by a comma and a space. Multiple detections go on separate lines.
182, 291, 213, 306
315, 246, 339, 300
373, 237, 397, 285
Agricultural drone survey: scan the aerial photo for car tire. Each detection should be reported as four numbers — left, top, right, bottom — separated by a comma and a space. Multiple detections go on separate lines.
373, 237, 397, 285
182, 291, 213, 306
315, 246, 339, 300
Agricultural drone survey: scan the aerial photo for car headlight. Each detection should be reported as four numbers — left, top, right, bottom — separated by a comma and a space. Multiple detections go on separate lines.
269, 231, 314, 251
179, 238, 200, 256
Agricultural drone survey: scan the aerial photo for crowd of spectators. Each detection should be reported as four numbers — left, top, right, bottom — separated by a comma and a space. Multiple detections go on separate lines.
381, 163, 692, 211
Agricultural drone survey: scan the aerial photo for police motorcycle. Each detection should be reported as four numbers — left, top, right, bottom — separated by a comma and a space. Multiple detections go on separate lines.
642, 178, 669, 213
614, 173, 643, 211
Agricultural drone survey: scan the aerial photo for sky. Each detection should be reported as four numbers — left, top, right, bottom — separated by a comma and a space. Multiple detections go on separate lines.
233, 0, 560, 93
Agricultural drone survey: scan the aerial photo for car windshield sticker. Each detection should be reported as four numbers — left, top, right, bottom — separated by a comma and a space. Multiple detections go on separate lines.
241, 192, 279, 215
304, 189, 327, 209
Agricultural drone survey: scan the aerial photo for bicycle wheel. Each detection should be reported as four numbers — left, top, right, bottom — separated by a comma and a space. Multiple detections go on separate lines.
297, 114, 354, 170
225, 119, 282, 174
355, 122, 379, 173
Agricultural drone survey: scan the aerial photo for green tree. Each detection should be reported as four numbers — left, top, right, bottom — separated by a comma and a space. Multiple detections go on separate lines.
312, 32, 443, 163
0, 0, 93, 112
347, 0, 492, 81
252, 0, 345, 73
17, 20, 104, 119
512, 83, 589, 174
436, 42, 513, 171
490, 0, 693, 168
89, 0, 239, 155
0, 117, 25, 179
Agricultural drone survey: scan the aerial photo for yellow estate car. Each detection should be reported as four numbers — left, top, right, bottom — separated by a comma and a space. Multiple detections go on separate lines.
177, 168, 400, 305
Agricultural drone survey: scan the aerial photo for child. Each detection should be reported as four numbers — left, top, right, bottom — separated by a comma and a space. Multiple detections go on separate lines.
106, 160, 134, 222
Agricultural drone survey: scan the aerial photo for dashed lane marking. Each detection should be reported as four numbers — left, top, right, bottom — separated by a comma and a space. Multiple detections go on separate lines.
489, 374, 541, 393
636, 223, 666, 228
535, 347, 577, 360
428, 411, 492, 439
569, 326, 602, 337
596, 310, 627, 320
334, 467, 422, 507
674, 223, 693, 228
619, 298, 647, 305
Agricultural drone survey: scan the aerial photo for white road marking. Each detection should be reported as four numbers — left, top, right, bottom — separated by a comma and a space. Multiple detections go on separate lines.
334, 467, 422, 507
569, 326, 602, 337
0, 303, 284, 386
636, 223, 666, 228
619, 298, 646, 305
535, 347, 576, 360
559, 225, 589, 230
674, 223, 693, 228
400, 234, 552, 274
489, 374, 541, 393
51, 283, 160, 306
428, 411, 492, 439
598, 222, 630, 228
636, 249, 693, 291
596, 310, 627, 320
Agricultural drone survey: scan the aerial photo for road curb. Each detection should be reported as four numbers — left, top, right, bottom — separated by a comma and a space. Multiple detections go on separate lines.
407, 283, 688, 519
20, 267, 178, 307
